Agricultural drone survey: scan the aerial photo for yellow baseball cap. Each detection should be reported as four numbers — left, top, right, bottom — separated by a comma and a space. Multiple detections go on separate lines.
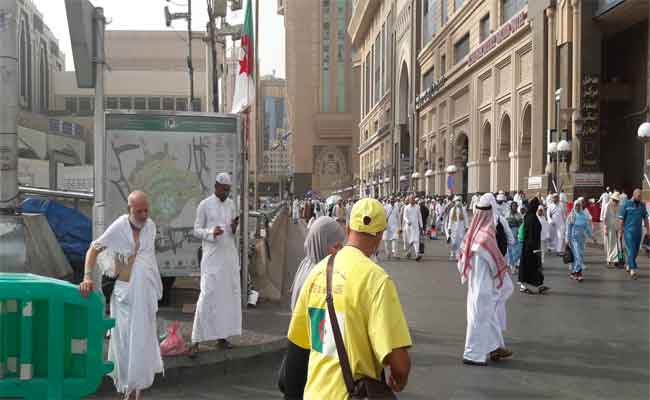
349, 198, 387, 236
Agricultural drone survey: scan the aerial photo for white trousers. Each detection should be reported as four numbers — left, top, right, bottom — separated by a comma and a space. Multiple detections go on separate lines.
383, 239, 398, 257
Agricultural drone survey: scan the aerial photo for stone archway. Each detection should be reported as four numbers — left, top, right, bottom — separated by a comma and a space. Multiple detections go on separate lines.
517, 105, 532, 191
454, 133, 469, 195
398, 62, 410, 186
479, 121, 492, 193
496, 114, 511, 191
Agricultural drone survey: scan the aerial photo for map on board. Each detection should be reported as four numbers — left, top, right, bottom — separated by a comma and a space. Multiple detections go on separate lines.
105, 112, 241, 276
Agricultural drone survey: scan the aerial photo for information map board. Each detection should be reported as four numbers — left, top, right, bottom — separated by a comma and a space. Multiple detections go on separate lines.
105, 111, 241, 276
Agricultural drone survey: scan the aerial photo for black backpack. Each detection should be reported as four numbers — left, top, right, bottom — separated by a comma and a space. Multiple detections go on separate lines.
496, 221, 508, 256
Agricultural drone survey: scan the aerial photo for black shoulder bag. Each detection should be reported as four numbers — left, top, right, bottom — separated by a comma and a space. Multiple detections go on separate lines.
325, 254, 396, 399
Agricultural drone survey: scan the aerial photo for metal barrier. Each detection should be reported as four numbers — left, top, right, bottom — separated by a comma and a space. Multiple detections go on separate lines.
0, 273, 114, 400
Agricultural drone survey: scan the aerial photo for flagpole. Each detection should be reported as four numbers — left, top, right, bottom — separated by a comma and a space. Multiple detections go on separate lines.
252, 0, 259, 210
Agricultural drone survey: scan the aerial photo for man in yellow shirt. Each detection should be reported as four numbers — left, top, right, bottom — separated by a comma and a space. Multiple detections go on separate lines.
281, 198, 412, 399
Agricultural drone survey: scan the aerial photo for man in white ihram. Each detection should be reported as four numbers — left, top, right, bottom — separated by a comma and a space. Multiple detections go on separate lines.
383, 197, 401, 259
80, 191, 163, 400
403, 195, 424, 261
189, 172, 242, 355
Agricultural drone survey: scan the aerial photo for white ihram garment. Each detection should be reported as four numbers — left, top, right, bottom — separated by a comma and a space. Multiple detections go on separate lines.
94, 215, 163, 397
382, 204, 400, 256
462, 244, 511, 363
447, 206, 468, 254
402, 204, 423, 257
192, 195, 242, 342
547, 202, 565, 253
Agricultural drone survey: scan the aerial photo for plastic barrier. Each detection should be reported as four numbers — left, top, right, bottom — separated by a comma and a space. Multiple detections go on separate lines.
0, 273, 114, 400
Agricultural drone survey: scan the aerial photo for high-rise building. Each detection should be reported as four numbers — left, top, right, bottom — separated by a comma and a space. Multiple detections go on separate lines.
279, 0, 360, 197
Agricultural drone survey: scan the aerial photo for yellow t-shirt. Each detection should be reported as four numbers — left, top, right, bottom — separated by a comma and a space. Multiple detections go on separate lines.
287, 246, 412, 400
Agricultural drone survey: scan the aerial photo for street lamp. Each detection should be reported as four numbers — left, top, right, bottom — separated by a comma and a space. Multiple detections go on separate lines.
638, 122, 650, 187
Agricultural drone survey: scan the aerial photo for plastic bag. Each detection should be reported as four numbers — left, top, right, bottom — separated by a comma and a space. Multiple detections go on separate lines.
563, 244, 574, 264
160, 321, 187, 356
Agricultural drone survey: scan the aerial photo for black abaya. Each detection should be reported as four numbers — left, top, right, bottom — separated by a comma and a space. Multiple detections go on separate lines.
518, 198, 544, 286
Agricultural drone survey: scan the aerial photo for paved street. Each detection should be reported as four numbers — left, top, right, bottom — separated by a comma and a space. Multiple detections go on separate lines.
90, 223, 649, 399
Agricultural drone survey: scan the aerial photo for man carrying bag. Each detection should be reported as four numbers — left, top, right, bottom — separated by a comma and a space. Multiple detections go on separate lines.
281, 198, 412, 399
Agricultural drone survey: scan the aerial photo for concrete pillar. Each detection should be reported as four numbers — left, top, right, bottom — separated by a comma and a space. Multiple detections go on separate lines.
570, 0, 582, 173
546, 7, 556, 147
490, 0, 499, 32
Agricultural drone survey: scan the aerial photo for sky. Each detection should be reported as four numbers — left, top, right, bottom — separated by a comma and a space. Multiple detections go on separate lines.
32, 0, 285, 77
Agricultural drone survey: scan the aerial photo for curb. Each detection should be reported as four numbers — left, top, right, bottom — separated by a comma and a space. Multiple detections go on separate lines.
162, 337, 287, 371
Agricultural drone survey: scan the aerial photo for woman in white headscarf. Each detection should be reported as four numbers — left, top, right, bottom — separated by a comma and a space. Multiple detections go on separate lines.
289, 216, 346, 310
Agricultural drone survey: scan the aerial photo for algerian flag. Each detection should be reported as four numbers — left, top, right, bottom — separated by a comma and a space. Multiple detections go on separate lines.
231, 0, 256, 113
309, 307, 345, 358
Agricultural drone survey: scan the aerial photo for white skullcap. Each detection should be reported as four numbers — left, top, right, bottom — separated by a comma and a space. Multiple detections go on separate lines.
453, 195, 462, 202
496, 193, 507, 201
215, 172, 232, 185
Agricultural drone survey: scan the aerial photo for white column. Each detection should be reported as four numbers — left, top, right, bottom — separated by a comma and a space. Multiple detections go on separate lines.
570, 0, 581, 172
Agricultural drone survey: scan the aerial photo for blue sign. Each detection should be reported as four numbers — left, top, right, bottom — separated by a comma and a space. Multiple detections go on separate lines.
447, 175, 454, 190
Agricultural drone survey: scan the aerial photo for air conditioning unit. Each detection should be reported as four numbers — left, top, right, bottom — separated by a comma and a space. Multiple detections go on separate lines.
231, 0, 243, 11
213, 0, 227, 17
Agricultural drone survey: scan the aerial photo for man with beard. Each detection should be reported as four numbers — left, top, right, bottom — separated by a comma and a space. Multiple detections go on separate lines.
80, 191, 163, 399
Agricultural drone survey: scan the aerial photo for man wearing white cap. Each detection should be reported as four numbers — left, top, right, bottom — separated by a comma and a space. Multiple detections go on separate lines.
446, 196, 468, 260
189, 172, 242, 355
547, 193, 565, 255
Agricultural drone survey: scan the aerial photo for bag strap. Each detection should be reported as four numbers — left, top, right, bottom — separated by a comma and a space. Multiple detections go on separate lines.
325, 254, 356, 395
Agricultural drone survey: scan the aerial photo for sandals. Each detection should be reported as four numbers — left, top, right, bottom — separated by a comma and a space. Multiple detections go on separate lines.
519, 287, 534, 294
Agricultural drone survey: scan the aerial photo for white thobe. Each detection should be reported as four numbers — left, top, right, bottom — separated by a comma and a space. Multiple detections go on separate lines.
403, 204, 423, 256
94, 215, 163, 396
447, 206, 468, 254
462, 244, 512, 363
192, 195, 242, 342
382, 204, 400, 256
547, 202, 565, 253
292, 201, 300, 221
598, 192, 610, 221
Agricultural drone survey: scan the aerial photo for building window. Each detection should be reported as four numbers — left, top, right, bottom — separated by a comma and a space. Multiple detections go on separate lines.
106, 97, 118, 109
119, 97, 132, 110
19, 15, 32, 108
65, 97, 77, 114
423, 67, 434, 88
454, 0, 464, 11
384, 13, 391, 94
422, 0, 439, 45
364, 53, 370, 116
440, 54, 446, 76
374, 39, 380, 105
78, 97, 92, 115
441, 0, 448, 25
175, 98, 188, 111
39, 44, 49, 113
163, 97, 174, 111
322, 0, 331, 112
501, 0, 527, 24
192, 98, 202, 112
454, 33, 470, 64
480, 14, 491, 42
134, 97, 146, 110
148, 97, 161, 110
336, 0, 346, 112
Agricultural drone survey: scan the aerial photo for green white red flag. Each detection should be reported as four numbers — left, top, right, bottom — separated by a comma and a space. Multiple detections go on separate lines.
231, 0, 255, 113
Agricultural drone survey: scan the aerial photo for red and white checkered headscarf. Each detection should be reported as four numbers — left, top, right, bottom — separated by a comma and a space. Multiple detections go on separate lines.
458, 194, 509, 288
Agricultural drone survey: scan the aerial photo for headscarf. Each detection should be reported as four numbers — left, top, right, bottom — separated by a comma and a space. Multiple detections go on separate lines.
458, 194, 509, 288
290, 216, 346, 310
568, 197, 584, 225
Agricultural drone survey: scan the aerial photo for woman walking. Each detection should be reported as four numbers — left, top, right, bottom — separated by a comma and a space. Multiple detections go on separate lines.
565, 199, 597, 282
289, 216, 346, 310
518, 197, 549, 294
602, 192, 621, 267
505, 202, 524, 271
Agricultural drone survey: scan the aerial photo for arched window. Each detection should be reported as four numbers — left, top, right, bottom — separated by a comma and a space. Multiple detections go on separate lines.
39, 43, 49, 113
19, 15, 32, 108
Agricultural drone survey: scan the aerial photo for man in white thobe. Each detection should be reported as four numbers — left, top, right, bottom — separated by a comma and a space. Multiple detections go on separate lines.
458, 194, 513, 366
547, 194, 565, 255
403, 196, 423, 261
383, 198, 401, 259
190, 173, 242, 354
446, 197, 468, 260
292, 199, 300, 223
80, 191, 163, 399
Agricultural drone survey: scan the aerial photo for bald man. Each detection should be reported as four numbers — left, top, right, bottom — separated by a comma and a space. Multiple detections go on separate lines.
80, 191, 163, 399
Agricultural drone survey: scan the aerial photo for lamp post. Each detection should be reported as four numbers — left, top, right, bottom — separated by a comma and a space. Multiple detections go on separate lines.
638, 122, 650, 187
547, 140, 558, 192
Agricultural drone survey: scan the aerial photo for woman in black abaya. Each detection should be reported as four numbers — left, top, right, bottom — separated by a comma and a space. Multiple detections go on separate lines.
518, 197, 550, 294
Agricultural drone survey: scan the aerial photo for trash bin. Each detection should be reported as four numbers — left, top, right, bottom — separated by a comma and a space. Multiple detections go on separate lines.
0, 273, 114, 400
